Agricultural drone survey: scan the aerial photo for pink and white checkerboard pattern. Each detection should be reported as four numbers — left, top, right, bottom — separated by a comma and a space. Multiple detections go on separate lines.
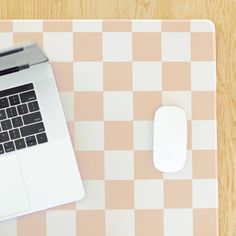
0, 20, 217, 236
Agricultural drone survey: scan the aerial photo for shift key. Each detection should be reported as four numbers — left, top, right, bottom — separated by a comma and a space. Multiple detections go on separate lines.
20, 122, 45, 137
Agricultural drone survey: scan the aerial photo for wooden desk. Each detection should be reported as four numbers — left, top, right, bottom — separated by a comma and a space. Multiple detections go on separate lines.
0, 0, 235, 235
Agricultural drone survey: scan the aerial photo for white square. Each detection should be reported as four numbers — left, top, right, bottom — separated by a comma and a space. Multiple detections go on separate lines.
164, 209, 193, 236
105, 151, 134, 180
162, 33, 191, 61
59, 92, 74, 121
47, 211, 76, 236
134, 121, 153, 150
191, 62, 216, 91
13, 20, 43, 32
135, 180, 163, 209
73, 62, 103, 91
164, 151, 192, 179
103, 32, 132, 61
104, 92, 133, 121
192, 121, 217, 149
162, 91, 192, 120
43, 33, 73, 61
193, 179, 218, 208
0, 33, 13, 49
191, 20, 215, 32
106, 210, 135, 236
133, 62, 162, 91
0, 219, 17, 236
75, 121, 104, 151
73, 20, 102, 32
76, 180, 105, 209
132, 20, 161, 32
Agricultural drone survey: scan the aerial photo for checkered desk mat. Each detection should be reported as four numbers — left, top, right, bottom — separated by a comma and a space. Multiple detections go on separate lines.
0, 20, 217, 236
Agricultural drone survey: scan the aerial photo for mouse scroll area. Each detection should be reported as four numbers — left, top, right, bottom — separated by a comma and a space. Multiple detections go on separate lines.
153, 106, 187, 173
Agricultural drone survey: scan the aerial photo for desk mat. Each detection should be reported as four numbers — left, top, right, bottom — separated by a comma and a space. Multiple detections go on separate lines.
0, 20, 217, 236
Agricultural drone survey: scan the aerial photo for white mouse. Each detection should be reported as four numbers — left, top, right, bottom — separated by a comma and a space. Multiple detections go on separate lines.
153, 106, 187, 172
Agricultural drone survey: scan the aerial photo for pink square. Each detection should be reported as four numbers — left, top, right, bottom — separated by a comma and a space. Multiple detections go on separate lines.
104, 62, 132, 91
105, 180, 134, 209
135, 210, 163, 236
163, 62, 191, 90
192, 91, 216, 119
193, 209, 218, 236
162, 21, 190, 32
191, 32, 215, 61
13, 32, 43, 48
134, 151, 162, 179
192, 150, 217, 179
104, 121, 133, 150
17, 212, 46, 236
164, 180, 192, 208
74, 33, 102, 61
0, 21, 13, 32
133, 33, 161, 61
134, 92, 162, 120
50, 62, 73, 91
103, 20, 131, 32
75, 92, 103, 120
76, 151, 104, 180
43, 21, 72, 32
77, 210, 105, 236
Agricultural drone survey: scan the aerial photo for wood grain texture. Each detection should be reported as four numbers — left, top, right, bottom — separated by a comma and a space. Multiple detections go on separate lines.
0, 0, 235, 235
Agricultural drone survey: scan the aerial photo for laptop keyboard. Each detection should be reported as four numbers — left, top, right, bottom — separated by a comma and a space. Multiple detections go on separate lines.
0, 83, 48, 155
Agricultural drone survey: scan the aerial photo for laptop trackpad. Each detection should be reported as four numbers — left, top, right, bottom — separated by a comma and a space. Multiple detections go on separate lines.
0, 155, 31, 218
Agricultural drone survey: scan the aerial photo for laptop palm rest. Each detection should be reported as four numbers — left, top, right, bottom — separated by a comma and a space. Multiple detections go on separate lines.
0, 155, 30, 219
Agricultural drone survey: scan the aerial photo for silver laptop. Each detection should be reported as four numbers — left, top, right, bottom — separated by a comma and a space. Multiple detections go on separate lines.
0, 43, 84, 221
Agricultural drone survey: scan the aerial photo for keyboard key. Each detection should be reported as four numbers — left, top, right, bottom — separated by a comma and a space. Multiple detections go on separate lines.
23, 112, 42, 125
9, 94, 20, 106
0, 110, 6, 120
0, 132, 9, 143
28, 101, 39, 112
9, 129, 20, 140
17, 104, 28, 115
25, 135, 37, 147
4, 141, 15, 152
36, 133, 48, 144
0, 144, 4, 154
6, 107, 17, 118
20, 90, 36, 103
12, 116, 23, 128
1, 119, 12, 130
0, 83, 33, 98
15, 138, 26, 150
20, 122, 45, 137
0, 98, 9, 109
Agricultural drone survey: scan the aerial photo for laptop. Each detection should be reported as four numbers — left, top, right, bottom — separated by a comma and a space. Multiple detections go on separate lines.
0, 43, 84, 221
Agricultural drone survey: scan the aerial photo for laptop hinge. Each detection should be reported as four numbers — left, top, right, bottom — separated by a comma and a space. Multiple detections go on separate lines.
0, 43, 48, 76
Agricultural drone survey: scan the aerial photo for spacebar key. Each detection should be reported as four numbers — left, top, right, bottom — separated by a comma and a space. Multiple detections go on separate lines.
20, 122, 45, 137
